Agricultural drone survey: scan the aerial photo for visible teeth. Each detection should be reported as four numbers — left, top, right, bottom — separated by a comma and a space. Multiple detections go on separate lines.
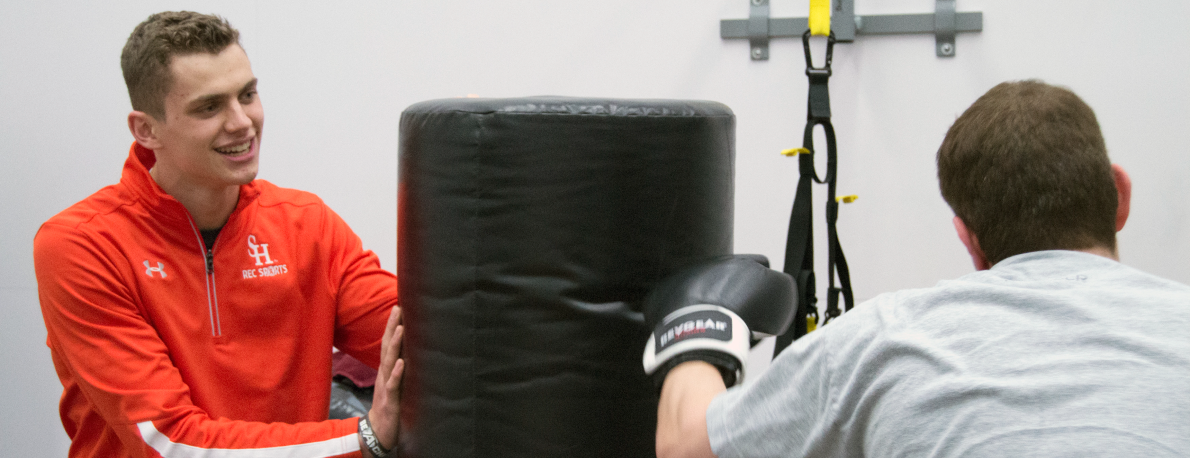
215, 141, 251, 154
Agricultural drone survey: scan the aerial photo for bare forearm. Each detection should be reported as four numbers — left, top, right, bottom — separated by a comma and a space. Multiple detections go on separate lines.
656, 361, 726, 458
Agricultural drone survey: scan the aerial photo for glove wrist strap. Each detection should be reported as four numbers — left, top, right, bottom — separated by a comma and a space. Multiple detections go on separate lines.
650, 350, 741, 392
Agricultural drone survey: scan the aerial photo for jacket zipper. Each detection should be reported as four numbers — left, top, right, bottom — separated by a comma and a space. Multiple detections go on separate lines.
189, 219, 223, 337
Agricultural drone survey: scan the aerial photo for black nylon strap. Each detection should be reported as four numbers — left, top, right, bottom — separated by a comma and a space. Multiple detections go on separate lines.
773, 31, 854, 356
826, 239, 854, 324
803, 29, 834, 123
774, 148, 818, 354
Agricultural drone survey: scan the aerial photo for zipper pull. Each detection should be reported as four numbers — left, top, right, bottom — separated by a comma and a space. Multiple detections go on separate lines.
205, 248, 215, 274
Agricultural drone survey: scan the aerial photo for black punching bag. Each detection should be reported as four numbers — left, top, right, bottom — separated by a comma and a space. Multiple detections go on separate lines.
397, 97, 735, 458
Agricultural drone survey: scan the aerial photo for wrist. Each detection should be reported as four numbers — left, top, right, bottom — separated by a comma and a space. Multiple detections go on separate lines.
358, 434, 374, 458
358, 415, 392, 458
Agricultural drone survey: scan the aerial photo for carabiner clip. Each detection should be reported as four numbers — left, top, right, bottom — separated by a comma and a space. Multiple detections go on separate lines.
802, 30, 836, 78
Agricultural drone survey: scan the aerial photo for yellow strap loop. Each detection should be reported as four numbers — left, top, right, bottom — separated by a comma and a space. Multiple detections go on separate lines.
781, 148, 811, 157
809, 0, 831, 36
836, 194, 858, 204
806, 315, 818, 333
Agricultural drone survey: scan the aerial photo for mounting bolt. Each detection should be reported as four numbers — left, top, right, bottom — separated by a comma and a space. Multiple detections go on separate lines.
751, 47, 764, 58
939, 43, 954, 56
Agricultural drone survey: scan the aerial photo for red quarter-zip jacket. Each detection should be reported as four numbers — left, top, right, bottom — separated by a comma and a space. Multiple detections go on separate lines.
34, 143, 398, 457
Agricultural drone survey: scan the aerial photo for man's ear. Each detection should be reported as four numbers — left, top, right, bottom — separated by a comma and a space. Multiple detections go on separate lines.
953, 216, 991, 271
128, 111, 162, 150
1112, 164, 1131, 232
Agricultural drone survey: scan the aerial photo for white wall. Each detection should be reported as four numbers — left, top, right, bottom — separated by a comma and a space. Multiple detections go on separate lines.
2, 0, 1186, 454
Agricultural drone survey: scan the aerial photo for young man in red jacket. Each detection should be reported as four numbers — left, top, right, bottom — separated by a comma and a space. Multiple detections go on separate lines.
35, 11, 403, 458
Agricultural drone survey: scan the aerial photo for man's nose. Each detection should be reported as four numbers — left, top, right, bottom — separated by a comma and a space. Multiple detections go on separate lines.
225, 100, 253, 133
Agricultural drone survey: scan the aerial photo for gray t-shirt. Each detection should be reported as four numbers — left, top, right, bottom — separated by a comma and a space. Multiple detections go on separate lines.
708, 250, 1190, 457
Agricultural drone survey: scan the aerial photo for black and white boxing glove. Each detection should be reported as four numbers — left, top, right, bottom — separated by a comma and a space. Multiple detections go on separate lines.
642, 255, 797, 388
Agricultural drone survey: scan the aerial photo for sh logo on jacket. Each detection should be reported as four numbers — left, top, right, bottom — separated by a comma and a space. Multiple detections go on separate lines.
243, 235, 288, 279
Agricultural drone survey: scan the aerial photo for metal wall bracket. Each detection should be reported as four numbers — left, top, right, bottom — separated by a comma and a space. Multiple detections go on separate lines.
722, 0, 982, 59
749, 0, 772, 60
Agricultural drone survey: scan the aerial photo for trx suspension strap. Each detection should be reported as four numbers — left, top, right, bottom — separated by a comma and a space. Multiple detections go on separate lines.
773, 0, 856, 357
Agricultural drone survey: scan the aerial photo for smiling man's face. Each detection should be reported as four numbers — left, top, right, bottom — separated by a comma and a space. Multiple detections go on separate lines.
144, 43, 263, 195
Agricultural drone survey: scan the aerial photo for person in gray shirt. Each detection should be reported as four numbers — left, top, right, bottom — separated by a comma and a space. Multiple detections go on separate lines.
654, 80, 1190, 458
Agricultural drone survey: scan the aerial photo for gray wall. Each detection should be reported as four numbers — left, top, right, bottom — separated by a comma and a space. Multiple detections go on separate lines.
2, 0, 1187, 454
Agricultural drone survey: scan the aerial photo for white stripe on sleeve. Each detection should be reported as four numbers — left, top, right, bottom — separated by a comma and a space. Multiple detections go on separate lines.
137, 421, 360, 458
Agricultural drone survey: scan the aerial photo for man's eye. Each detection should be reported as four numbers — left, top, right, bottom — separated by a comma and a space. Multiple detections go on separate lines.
240, 91, 257, 102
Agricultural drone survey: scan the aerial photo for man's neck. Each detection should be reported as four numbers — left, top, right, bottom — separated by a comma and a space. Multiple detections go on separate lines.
150, 167, 240, 230
1077, 245, 1120, 262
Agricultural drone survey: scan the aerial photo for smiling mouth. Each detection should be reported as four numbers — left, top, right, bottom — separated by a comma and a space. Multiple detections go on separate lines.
215, 140, 252, 155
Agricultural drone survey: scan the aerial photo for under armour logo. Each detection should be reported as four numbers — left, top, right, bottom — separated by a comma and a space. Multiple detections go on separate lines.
247, 235, 276, 266
143, 261, 167, 278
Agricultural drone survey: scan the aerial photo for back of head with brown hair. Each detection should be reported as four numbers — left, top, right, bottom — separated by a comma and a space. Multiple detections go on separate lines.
120, 11, 241, 120
937, 80, 1118, 265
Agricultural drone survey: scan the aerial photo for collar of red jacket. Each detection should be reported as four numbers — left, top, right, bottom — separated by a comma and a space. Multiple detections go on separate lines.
120, 142, 262, 222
